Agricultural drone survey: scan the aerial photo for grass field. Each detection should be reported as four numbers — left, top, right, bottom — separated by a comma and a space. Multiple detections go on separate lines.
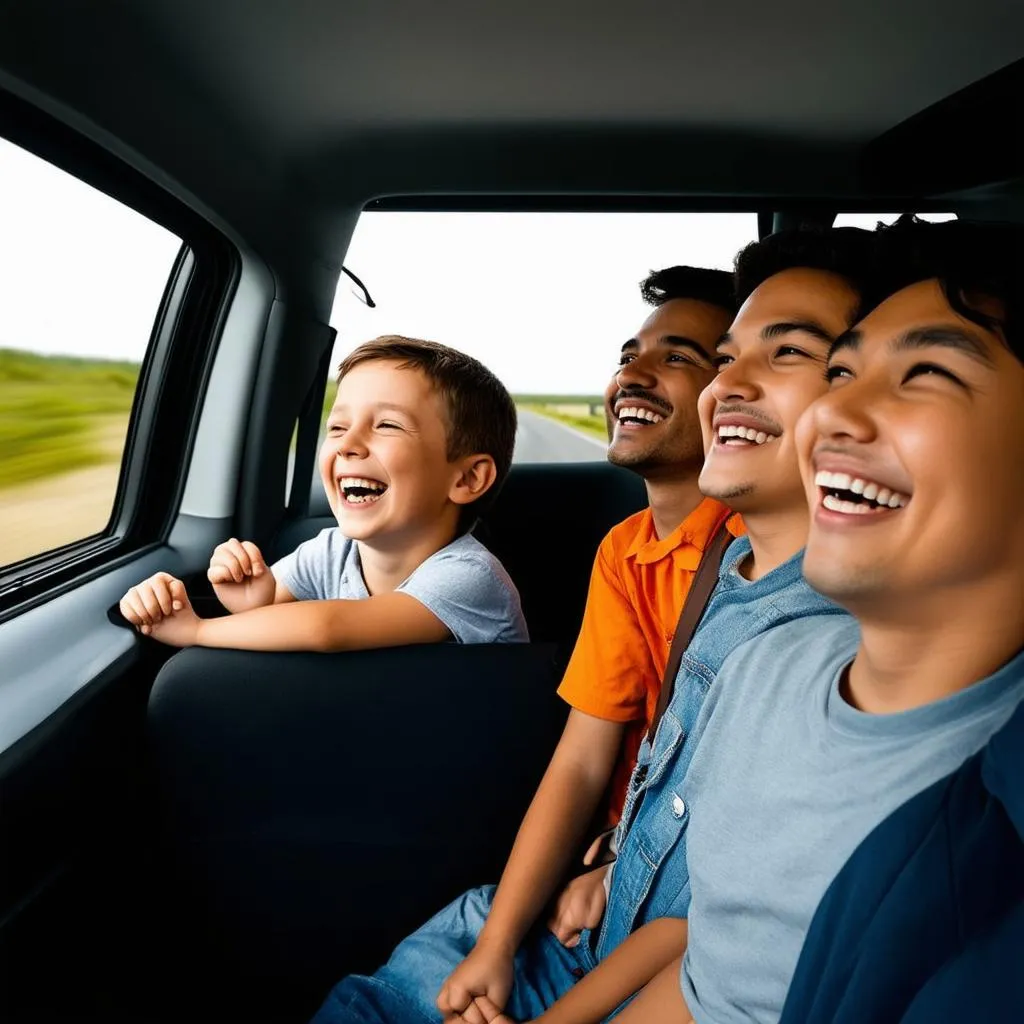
0, 348, 139, 490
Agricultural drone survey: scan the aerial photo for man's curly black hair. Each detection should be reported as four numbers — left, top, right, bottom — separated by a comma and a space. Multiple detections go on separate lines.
874, 215, 1024, 361
733, 227, 880, 318
640, 265, 737, 315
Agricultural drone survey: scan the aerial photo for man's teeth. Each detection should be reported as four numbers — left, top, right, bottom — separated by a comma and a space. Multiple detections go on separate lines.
814, 470, 909, 513
617, 406, 664, 424
716, 424, 776, 445
340, 476, 387, 504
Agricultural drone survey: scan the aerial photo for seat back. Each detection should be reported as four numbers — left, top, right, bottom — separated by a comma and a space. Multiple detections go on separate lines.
146, 642, 567, 1019
476, 462, 646, 643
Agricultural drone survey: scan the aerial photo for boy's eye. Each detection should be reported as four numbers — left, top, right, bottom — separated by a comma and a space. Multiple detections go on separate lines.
618, 354, 635, 367
377, 420, 403, 430
902, 362, 965, 387
327, 423, 347, 434
712, 354, 733, 370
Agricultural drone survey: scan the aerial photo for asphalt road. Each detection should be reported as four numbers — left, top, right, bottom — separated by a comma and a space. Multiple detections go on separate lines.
514, 409, 608, 463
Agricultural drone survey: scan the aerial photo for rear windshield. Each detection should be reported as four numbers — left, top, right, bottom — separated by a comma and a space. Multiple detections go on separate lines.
328, 211, 758, 463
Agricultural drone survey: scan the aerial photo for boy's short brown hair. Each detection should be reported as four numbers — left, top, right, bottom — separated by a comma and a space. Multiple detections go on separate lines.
337, 336, 517, 526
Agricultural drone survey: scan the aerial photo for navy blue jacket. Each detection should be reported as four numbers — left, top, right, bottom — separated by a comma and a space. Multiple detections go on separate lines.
780, 695, 1024, 1024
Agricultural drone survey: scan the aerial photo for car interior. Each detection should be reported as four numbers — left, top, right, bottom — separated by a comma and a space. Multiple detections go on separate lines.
1, 3, 1022, 1021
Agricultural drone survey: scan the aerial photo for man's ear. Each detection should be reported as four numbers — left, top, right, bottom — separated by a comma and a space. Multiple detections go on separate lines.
449, 454, 498, 506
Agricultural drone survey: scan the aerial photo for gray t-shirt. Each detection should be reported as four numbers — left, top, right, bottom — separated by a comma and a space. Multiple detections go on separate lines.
680, 615, 1024, 1024
271, 528, 529, 645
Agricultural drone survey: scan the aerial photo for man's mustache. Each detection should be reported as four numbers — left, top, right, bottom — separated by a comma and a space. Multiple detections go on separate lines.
607, 389, 673, 416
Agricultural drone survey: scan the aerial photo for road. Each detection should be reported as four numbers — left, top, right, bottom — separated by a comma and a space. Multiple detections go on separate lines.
514, 409, 607, 463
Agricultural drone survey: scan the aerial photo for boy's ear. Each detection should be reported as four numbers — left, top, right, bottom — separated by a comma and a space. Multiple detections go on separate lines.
449, 454, 498, 506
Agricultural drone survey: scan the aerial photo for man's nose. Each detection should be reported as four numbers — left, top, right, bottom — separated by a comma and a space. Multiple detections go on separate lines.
710, 359, 759, 403
809, 376, 879, 444
616, 354, 658, 390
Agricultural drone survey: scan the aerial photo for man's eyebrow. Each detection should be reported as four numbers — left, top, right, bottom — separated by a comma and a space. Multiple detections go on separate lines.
620, 338, 638, 353
893, 326, 996, 367
661, 334, 714, 361
761, 320, 835, 344
828, 329, 862, 359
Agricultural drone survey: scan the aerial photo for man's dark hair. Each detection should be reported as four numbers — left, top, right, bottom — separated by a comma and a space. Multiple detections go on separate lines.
734, 227, 880, 316
640, 265, 737, 315
337, 335, 516, 532
874, 216, 1024, 361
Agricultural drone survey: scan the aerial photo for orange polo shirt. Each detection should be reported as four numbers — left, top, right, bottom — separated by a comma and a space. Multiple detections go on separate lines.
557, 497, 743, 821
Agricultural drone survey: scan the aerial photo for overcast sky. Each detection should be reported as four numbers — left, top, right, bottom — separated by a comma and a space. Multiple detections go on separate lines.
0, 133, 951, 396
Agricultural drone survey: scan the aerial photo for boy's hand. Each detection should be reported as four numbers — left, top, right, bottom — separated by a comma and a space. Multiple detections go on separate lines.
207, 539, 275, 612
438, 938, 514, 1023
547, 863, 610, 948
120, 572, 200, 647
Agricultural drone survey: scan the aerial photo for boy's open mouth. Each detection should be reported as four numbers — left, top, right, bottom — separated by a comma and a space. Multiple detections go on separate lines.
339, 476, 388, 505
815, 470, 910, 515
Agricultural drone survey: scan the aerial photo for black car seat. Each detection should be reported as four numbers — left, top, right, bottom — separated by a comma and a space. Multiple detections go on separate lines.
146, 642, 567, 1020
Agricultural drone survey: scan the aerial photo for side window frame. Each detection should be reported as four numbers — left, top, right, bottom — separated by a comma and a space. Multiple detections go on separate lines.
0, 86, 239, 620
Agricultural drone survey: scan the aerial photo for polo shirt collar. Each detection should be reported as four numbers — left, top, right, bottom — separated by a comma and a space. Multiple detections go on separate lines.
626, 497, 729, 567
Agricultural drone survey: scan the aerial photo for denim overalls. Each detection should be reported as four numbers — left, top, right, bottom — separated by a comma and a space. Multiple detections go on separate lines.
595, 536, 846, 959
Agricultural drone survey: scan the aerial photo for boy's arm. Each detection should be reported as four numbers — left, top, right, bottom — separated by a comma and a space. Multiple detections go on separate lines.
138, 589, 452, 651
437, 711, 625, 1019
484, 921, 689, 1024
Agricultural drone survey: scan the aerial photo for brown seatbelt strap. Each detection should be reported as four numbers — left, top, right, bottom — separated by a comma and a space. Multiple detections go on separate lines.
647, 516, 733, 743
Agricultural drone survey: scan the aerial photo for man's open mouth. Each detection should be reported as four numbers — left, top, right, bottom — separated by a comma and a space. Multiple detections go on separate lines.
716, 424, 779, 447
339, 476, 389, 505
815, 470, 910, 515
616, 404, 666, 426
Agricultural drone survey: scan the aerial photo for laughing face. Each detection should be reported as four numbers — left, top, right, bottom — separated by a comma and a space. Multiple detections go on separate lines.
605, 298, 733, 478
320, 360, 476, 547
799, 278, 1024, 606
698, 268, 861, 516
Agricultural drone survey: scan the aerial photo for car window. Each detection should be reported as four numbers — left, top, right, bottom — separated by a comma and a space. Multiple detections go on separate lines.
0, 136, 181, 568
325, 211, 757, 464
833, 212, 956, 229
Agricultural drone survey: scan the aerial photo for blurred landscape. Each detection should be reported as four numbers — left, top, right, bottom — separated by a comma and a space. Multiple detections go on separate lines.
0, 350, 606, 567
513, 395, 605, 439
0, 349, 136, 565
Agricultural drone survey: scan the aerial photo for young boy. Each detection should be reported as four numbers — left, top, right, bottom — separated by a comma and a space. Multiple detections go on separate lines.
119, 335, 528, 651
502, 218, 1024, 1024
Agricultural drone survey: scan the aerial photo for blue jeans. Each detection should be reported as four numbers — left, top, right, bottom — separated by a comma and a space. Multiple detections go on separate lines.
312, 885, 597, 1023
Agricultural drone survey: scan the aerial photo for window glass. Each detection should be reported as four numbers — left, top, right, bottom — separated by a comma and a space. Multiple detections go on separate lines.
326, 211, 757, 464
0, 137, 181, 567
833, 212, 957, 229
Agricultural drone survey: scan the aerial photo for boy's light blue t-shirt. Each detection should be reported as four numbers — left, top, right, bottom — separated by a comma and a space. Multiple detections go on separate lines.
271, 528, 529, 645
680, 614, 1024, 1024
